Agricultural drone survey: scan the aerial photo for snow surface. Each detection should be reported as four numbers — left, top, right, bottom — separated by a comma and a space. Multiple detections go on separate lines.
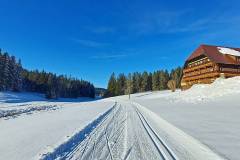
0, 91, 46, 103
0, 92, 114, 160
42, 100, 222, 160
218, 47, 240, 56
1, 77, 240, 160
121, 76, 240, 160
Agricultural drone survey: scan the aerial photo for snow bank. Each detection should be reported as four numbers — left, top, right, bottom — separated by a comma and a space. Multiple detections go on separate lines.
125, 76, 240, 103
168, 77, 240, 103
218, 47, 240, 56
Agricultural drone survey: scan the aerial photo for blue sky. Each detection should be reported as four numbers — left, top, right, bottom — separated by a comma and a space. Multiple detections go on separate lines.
0, 0, 240, 88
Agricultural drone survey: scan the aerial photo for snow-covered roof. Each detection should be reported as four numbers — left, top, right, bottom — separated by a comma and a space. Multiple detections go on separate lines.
185, 45, 240, 66
217, 47, 240, 57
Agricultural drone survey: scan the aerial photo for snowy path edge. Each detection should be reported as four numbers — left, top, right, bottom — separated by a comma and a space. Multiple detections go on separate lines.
37, 104, 115, 160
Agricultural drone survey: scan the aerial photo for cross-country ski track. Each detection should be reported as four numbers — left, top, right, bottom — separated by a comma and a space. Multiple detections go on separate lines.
41, 100, 224, 160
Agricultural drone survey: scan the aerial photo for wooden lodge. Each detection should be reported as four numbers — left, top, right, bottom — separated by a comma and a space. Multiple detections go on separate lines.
181, 44, 240, 89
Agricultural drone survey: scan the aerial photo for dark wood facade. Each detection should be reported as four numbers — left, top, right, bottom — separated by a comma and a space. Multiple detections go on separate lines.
181, 45, 240, 89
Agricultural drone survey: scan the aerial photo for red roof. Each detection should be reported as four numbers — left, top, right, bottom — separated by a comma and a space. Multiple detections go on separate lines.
186, 44, 240, 65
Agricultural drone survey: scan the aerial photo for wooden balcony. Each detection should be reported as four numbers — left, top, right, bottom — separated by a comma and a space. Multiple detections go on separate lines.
182, 71, 220, 82
183, 67, 215, 78
220, 72, 240, 78
183, 61, 214, 73
182, 70, 240, 83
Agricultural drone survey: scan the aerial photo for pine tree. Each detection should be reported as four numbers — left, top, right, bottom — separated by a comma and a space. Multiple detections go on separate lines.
147, 72, 152, 91
141, 71, 149, 92
11, 59, 22, 91
135, 72, 142, 92
116, 73, 126, 95
152, 71, 159, 91
3, 52, 10, 90
105, 73, 117, 97
0, 50, 4, 90
131, 72, 137, 93
158, 70, 169, 90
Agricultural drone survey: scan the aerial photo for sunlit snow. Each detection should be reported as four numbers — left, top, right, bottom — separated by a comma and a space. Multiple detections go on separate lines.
218, 47, 240, 56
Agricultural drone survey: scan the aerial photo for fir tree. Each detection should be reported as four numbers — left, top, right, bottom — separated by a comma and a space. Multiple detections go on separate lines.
0, 50, 4, 90
141, 71, 149, 92
147, 72, 152, 91
104, 67, 182, 97
116, 73, 126, 95
105, 73, 117, 97
152, 71, 159, 91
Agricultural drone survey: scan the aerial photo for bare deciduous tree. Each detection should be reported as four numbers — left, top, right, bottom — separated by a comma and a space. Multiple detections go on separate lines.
167, 80, 176, 92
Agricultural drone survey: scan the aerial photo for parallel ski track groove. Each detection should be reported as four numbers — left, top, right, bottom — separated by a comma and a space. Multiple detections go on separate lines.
78, 103, 125, 160
66, 104, 118, 160
65, 102, 179, 160
134, 105, 179, 160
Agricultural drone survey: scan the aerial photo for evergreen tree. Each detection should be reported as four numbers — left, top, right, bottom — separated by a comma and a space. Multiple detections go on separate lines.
116, 73, 126, 95
135, 72, 142, 92
158, 70, 169, 90
0, 49, 96, 99
0, 51, 23, 91
141, 71, 149, 92
131, 72, 137, 93
152, 71, 159, 91
0, 50, 4, 90
3, 52, 11, 90
147, 72, 152, 91
12, 59, 22, 91
105, 73, 117, 97
104, 66, 182, 97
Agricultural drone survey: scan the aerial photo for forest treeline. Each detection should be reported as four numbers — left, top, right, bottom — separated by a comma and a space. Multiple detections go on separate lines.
0, 49, 95, 98
105, 67, 182, 97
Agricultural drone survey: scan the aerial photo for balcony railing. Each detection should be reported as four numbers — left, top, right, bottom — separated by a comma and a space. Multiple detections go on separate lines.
183, 67, 214, 78
183, 61, 214, 73
183, 72, 219, 81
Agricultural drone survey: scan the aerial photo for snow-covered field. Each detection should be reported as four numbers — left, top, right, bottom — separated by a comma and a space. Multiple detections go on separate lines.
119, 77, 240, 160
1, 77, 240, 160
0, 92, 114, 160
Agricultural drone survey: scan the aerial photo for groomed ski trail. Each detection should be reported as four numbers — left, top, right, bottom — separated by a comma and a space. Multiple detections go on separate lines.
41, 101, 224, 160
60, 102, 177, 160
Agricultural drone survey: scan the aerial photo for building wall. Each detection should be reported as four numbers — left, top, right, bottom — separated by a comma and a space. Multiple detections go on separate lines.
181, 58, 240, 89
